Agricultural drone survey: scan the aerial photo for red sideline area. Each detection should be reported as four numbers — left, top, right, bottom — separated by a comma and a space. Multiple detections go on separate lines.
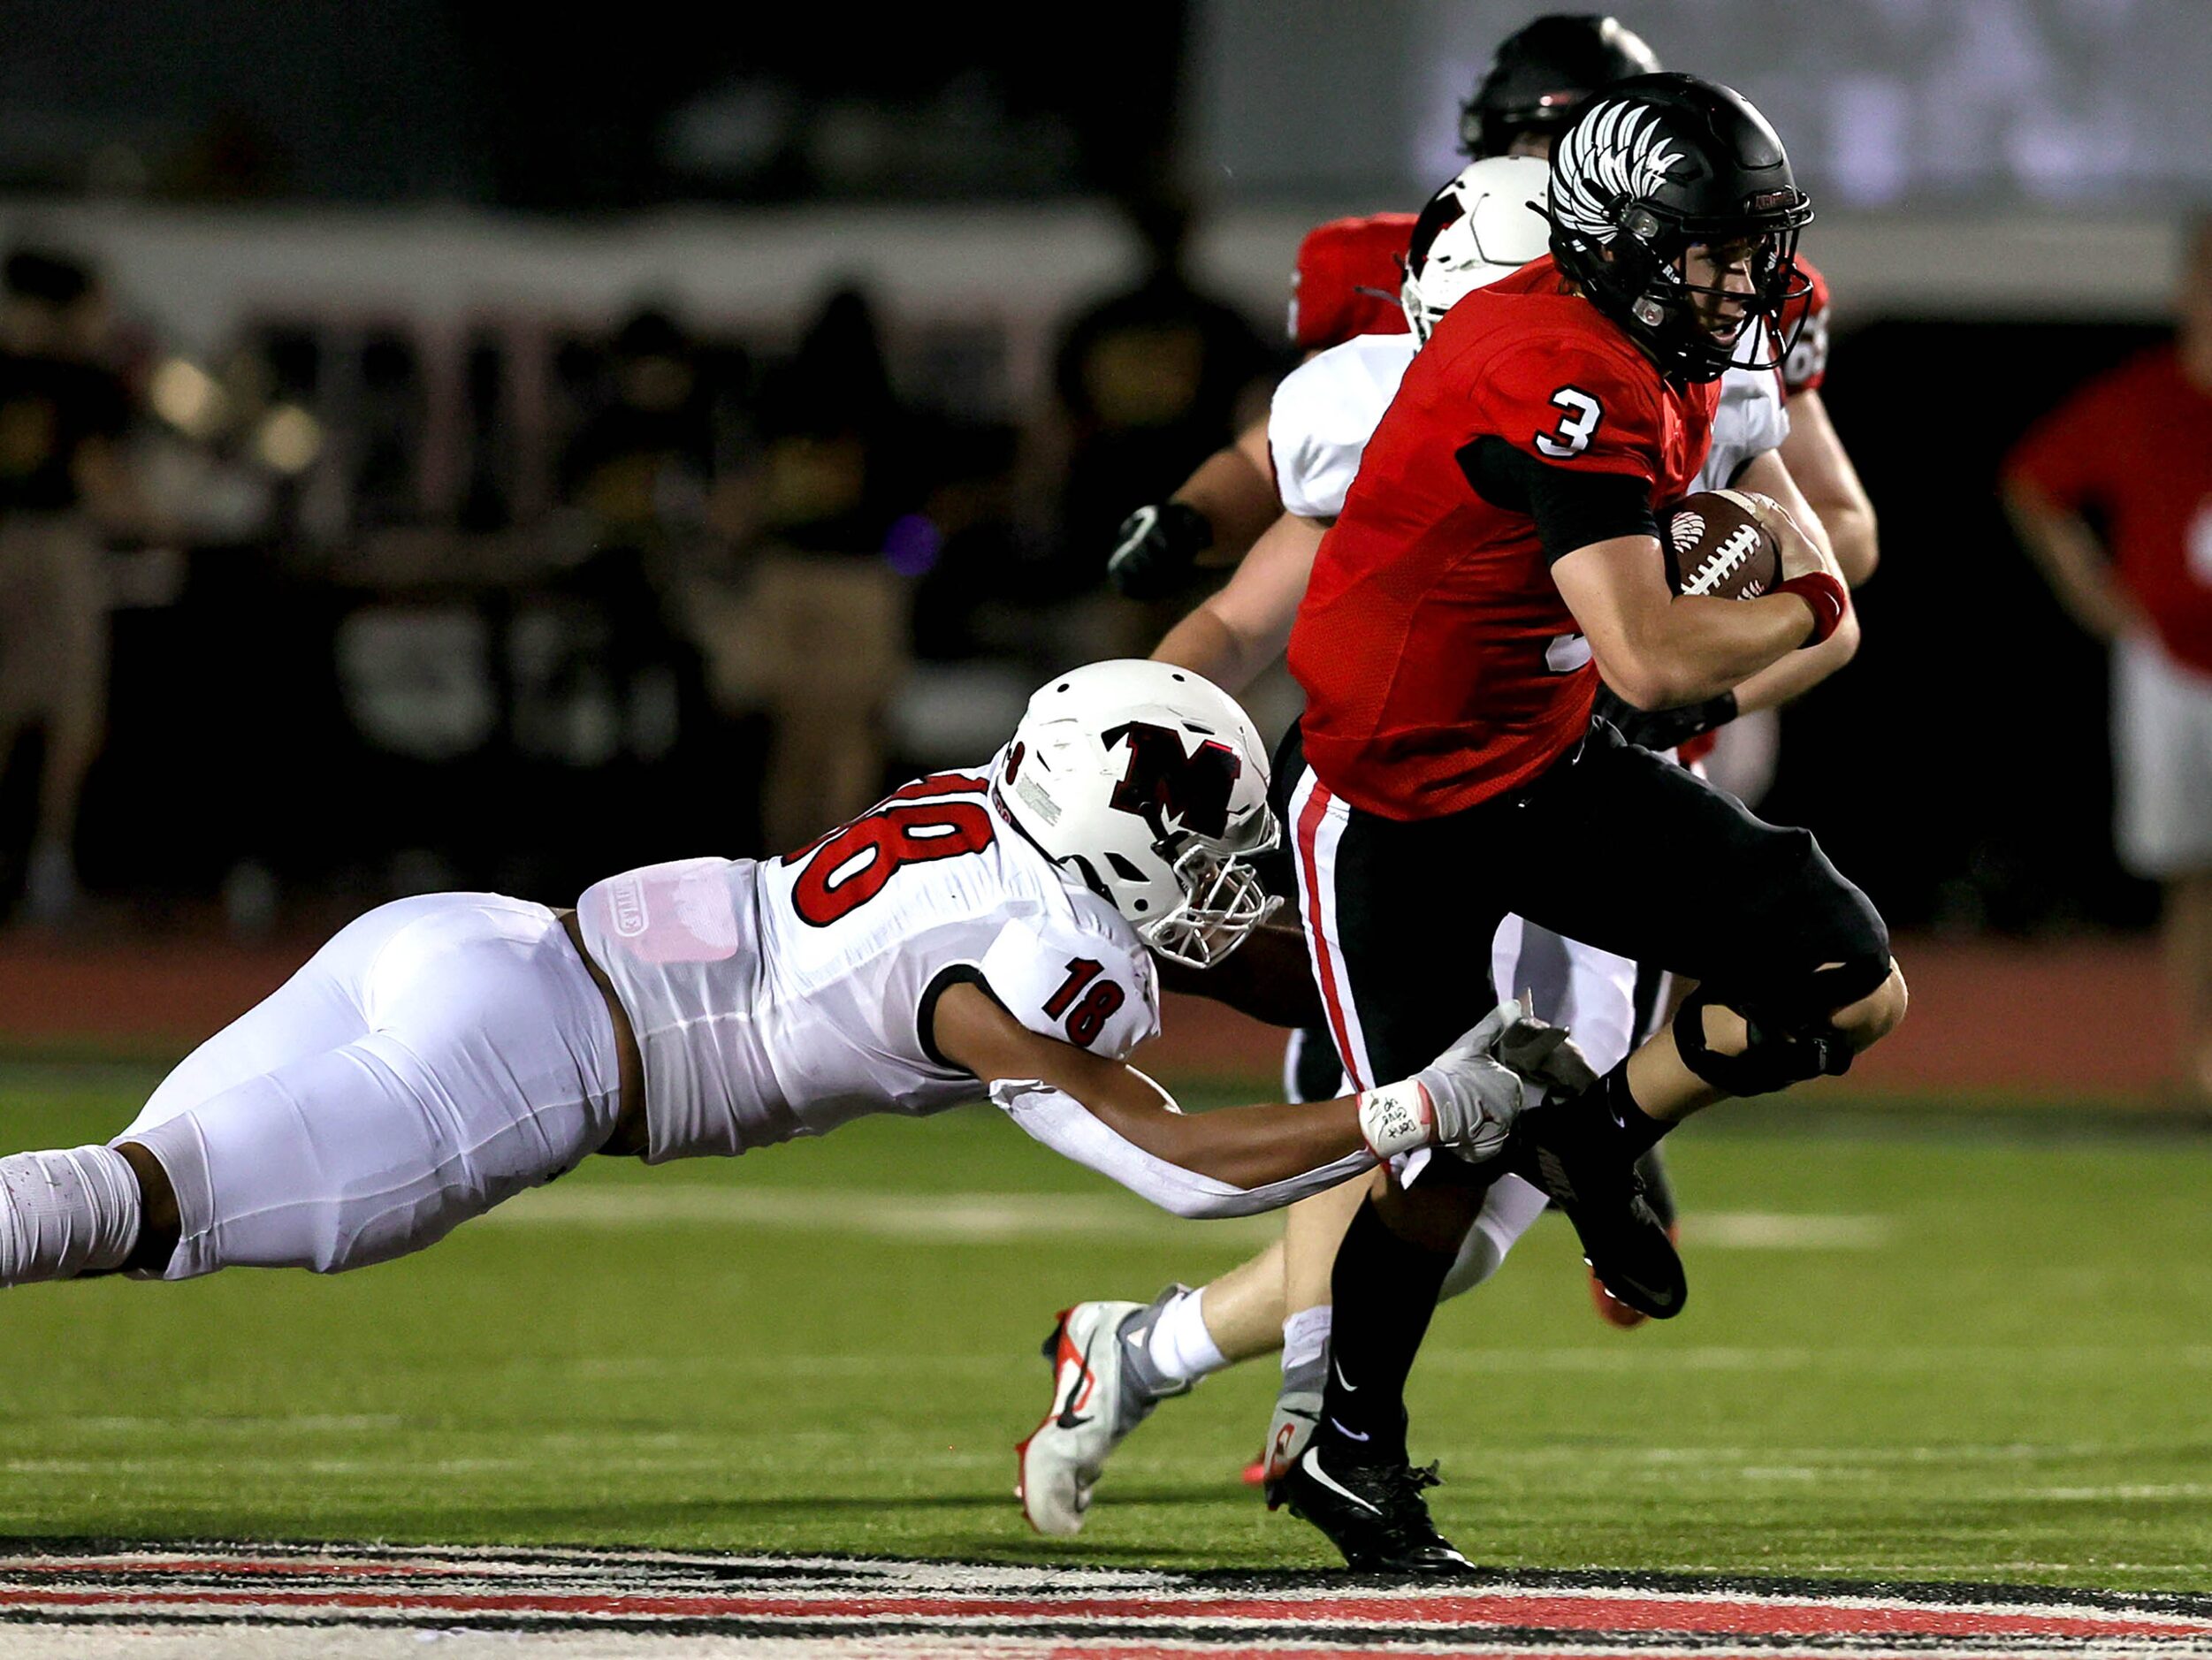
0, 929, 2177, 1101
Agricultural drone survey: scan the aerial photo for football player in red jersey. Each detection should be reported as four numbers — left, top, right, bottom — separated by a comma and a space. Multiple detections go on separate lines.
1266, 75, 1908, 1573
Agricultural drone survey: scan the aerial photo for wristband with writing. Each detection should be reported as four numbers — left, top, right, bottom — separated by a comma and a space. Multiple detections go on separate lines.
1774, 571, 1849, 647
1356, 1078, 1435, 1160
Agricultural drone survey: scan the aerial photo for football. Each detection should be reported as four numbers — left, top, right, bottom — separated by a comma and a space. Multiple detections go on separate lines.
1663, 489, 1781, 599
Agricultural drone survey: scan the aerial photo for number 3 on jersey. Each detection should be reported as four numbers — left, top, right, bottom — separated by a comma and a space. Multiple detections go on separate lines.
1534, 386, 1603, 459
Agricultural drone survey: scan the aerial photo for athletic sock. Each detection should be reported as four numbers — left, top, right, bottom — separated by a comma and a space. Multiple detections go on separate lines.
1280, 1304, 1332, 1392
1143, 1285, 1227, 1384
1553, 1063, 1671, 1160
1111, 1284, 1207, 1411
0, 1146, 141, 1285
1316, 1199, 1456, 1464
1606, 1065, 1672, 1158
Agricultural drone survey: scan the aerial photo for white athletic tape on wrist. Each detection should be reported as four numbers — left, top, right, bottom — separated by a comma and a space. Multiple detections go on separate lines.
1357, 1078, 1435, 1161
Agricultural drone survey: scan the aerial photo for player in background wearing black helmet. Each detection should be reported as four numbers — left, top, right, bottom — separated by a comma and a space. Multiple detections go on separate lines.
1458, 12, 1659, 156
1255, 74, 1903, 1572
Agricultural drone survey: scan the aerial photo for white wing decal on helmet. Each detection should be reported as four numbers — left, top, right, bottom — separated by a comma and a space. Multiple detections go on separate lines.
1552, 102, 1683, 244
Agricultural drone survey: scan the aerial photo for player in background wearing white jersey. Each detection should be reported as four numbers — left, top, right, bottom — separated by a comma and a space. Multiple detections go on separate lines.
1014, 155, 1867, 1538
0, 665, 1595, 1440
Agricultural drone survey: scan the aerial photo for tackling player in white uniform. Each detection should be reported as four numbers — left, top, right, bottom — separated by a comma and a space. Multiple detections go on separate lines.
1016, 157, 1863, 1538
0, 664, 1591, 1384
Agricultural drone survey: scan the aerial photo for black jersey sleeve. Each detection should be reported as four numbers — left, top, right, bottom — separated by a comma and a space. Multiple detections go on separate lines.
1457, 436, 1659, 564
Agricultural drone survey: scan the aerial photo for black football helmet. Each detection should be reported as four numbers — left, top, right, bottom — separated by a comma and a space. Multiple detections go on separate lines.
1460, 14, 1662, 158
1545, 72, 1812, 382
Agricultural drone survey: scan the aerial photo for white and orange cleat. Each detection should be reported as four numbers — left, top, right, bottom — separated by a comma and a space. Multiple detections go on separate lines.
1016, 1290, 1188, 1535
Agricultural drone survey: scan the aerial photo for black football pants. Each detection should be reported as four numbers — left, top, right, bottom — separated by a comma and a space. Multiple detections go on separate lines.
1282, 720, 1889, 1090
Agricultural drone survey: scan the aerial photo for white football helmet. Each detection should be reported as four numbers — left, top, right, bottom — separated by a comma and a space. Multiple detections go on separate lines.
1400, 154, 1552, 343
994, 660, 1278, 968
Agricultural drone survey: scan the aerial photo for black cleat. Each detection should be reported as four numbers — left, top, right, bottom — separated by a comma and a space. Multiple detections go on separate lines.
1514, 1103, 1687, 1321
1633, 1144, 1678, 1232
1276, 1444, 1478, 1575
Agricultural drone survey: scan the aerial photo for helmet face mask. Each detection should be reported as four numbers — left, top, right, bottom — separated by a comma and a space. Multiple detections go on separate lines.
1546, 74, 1813, 381
1140, 829, 1280, 969
994, 661, 1281, 969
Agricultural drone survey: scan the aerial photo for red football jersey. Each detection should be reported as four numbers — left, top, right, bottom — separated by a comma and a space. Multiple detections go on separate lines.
1289, 213, 1417, 354
2004, 346, 2212, 677
1777, 253, 1832, 398
1287, 257, 1719, 820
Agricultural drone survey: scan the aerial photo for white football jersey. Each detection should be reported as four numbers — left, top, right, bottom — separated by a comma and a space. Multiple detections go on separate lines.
1268, 332, 1788, 520
576, 764, 1160, 1163
1696, 365, 1790, 496
1269, 332, 1418, 520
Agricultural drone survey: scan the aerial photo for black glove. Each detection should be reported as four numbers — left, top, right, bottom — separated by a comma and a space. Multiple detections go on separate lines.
1107, 501, 1213, 599
1592, 684, 1738, 752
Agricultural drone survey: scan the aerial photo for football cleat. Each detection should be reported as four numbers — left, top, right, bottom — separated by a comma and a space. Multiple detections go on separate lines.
1256, 1388, 1323, 1500
1589, 1223, 1682, 1328
1513, 1104, 1686, 1321
1015, 1290, 1189, 1535
1275, 1443, 1479, 1575
1590, 1147, 1681, 1329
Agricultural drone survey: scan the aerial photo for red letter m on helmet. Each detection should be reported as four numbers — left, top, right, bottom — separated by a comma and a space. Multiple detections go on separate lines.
1103, 721, 1242, 845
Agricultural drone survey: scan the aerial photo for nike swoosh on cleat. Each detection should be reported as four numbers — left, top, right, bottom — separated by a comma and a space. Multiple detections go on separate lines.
1299, 1449, 1381, 1515
1055, 1329, 1097, 1429
1326, 1418, 1370, 1442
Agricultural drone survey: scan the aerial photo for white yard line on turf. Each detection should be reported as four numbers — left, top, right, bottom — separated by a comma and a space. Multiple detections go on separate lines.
477, 1185, 1892, 1250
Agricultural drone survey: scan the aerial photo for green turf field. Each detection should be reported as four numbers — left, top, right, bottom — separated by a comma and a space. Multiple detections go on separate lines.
3, 1062, 2209, 1595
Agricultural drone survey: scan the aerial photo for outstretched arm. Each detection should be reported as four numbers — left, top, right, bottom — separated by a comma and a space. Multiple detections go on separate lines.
931, 984, 1533, 1218
934, 983, 1368, 1207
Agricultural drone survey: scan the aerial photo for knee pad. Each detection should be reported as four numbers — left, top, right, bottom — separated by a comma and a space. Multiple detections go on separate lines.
1672, 987, 1855, 1097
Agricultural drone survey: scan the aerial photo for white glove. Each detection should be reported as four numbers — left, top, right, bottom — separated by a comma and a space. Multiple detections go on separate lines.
1357, 999, 1592, 1165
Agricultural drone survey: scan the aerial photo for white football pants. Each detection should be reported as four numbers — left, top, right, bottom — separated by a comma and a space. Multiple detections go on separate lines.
117, 895, 622, 1280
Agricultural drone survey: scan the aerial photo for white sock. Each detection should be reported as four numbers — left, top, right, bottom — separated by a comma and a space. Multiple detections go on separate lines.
1282, 1305, 1332, 1377
1145, 1287, 1229, 1383
0, 1146, 141, 1284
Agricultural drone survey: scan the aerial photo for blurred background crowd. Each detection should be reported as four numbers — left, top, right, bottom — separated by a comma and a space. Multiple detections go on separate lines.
0, 0, 2208, 1091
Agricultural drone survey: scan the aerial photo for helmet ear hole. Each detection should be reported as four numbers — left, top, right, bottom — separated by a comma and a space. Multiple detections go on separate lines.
1106, 852, 1148, 884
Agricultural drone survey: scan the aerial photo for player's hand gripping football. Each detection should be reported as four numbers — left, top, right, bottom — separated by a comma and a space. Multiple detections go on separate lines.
1739, 491, 1841, 588
1740, 490, 1851, 647
1357, 999, 1598, 1166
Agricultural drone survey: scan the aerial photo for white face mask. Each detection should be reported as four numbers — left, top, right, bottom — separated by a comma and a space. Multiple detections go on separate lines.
1138, 842, 1282, 969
